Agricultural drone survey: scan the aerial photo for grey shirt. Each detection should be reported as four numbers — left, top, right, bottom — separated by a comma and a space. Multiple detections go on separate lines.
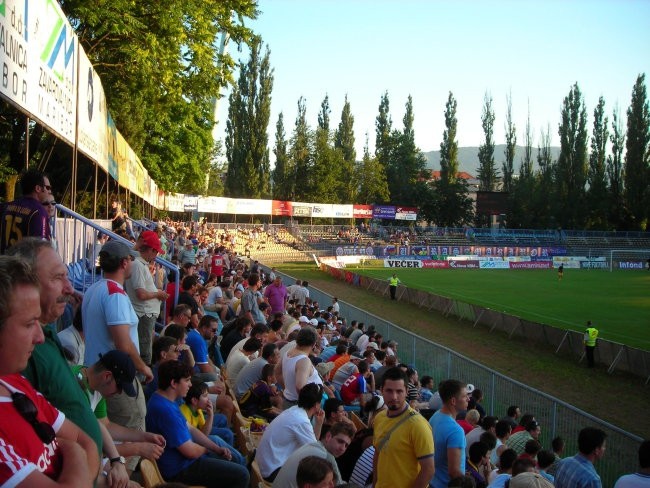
271, 441, 341, 488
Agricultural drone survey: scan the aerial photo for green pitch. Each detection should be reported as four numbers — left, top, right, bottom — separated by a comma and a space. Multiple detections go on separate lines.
353, 266, 650, 350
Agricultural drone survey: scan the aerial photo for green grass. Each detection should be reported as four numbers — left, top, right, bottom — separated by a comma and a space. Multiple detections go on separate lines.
351, 266, 650, 350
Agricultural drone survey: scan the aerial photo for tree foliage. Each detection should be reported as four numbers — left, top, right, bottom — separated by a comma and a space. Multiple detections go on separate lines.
334, 96, 357, 203
439, 92, 459, 184
607, 106, 626, 228
586, 97, 609, 228
272, 113, 291, 200
556, 83, 588, 228
375, 92, 393, 167
624, 74, 650, 230
60, 0, 259, 193
225, 40, 274, 198
477, 92, 498, 191
502, 91, 516, 194
356, 134, 389, 204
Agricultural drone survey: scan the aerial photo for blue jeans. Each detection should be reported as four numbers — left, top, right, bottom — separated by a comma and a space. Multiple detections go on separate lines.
210, 415, 234, 446
209, 435, 246, 466
170, 452, 250, 488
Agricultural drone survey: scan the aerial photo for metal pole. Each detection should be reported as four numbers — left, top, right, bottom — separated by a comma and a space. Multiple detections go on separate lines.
25, 116, 30, 168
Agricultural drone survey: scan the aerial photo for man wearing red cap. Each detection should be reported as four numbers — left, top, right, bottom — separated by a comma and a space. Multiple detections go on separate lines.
126, 230, 169, 366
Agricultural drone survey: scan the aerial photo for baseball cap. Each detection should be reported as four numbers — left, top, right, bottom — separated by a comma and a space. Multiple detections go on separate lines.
100, 240, 139, 261
466, 383, 475, 394
98, 350, 137, 397
309, 318, 319, 326
139, 230, 163, 254
316, 361, 335, 377
299, 316, 310, 323
366, 342, 380, 350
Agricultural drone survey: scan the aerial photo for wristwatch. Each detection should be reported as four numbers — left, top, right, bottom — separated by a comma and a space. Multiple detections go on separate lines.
109, 456, 126, 465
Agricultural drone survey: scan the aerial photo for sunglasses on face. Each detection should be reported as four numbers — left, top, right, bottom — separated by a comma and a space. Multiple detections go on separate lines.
12, 392, 56, 444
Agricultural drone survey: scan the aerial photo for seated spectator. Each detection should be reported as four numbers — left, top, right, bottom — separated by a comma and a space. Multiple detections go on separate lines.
239, 363, 282, 420
162, 323, 196, 369
518, 439, 541, 463
271, 421, 355, 487
546, 435, 565, 476
467, 416, 498, 456
0, 255, 100, 486
505, 420, 541, 456
509, 472, 554, 488
58, 316, 85, 366
466, 441, 490, 488
419, 375, 435, 403
537, 450, 556, 483
468, 388, 486, 420
145, 360, 249, 487
76, 350, 166, 482
319, 397, 356, 440
180, 382, 245, 466
278, 327, 325, 409
220, 316, 253, 360
331, 352, 364, 391
487, 448, 517, 488
340, 359, 373, 406
255, 383, 325, 482
235, 342, 280, 399
512, 413, 535, 434
296, 456, 335, 488
492, 420, 512, 467
226, 322, 269, 364
458, 408, 481, 435
501, 405, 521, 430
224, 337, 262, 383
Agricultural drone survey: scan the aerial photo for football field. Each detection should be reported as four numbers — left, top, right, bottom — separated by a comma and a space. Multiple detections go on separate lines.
352, 266, 650, 350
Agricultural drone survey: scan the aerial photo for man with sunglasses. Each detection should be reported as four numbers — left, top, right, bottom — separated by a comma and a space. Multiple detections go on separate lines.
0, 168, 53, 253
0, 256, 100, 487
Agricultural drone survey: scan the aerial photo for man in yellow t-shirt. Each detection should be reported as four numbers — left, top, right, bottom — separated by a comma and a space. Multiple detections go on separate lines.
373, 367, 434, 488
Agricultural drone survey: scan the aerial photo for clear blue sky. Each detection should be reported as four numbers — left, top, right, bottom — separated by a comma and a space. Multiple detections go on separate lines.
216, 0, 650, 165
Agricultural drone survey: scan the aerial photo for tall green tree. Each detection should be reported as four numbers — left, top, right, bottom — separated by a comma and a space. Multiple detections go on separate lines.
224, 40, 274, 198
61, 0, 259, 193
272, 112, 291, 199
607, 106, 626, 228
434, 92, 473, 226
502, 91, 516, 194
477, 92, 498, 191
375, 92, 393, 167
586, 96, 609, 228
509, 106, 534, 228
334, 96, 357, 202
624, 74, 650, 230
312, 95, 342, 202
556, 82, 588, 228
534, 125, 555, 228
290, 97, 313, 201
439, 92, 459, 184
356, 134, 390, 204
386, 96, 427, 205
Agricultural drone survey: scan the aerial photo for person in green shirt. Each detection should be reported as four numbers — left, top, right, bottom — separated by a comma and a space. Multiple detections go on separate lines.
388, 273, 401, 300
8, 238, 104, 458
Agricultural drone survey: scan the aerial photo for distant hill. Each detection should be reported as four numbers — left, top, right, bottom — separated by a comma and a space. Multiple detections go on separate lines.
422, 145, 561, 176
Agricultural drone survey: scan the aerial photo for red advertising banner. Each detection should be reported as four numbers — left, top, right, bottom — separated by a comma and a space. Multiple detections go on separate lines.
272, 200, 292, 216
509, 261, 553, 269
422, 260, 450, 268
448, 260, 480, 269
353, 204, 373, 219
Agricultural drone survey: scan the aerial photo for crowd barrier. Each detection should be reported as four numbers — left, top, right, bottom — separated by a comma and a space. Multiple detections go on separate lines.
274, 269, 643, 487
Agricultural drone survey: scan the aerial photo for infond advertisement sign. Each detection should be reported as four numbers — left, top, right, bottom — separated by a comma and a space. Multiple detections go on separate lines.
618, 261, 644, 270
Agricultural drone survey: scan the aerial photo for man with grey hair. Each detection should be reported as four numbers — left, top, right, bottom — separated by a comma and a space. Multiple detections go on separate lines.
7, 238, 103, 458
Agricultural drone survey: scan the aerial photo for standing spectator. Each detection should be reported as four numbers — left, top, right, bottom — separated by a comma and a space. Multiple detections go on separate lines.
0, 168, 52, 252
555, 427, 607, 488
372, 367, 434, 488
0, 255, 100, 487
547, 436, 566, 476
178, 240, 197, 266
264, 275, 288, 315
241, 272, 266, 324
613, 439, 650, 488
429, 379, 469, 488
125, 230, 169, 365
81, 240, 152, 453
109, 200, 127, 233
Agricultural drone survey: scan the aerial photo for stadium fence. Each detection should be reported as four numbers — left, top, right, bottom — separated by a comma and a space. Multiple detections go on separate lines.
274, 269, 643, 486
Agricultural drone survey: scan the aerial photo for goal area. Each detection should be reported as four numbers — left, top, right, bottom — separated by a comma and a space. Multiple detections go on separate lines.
608, 249, 650, 272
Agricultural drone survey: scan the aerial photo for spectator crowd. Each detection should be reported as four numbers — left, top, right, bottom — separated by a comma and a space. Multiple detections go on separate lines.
0, 169, 646, 488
